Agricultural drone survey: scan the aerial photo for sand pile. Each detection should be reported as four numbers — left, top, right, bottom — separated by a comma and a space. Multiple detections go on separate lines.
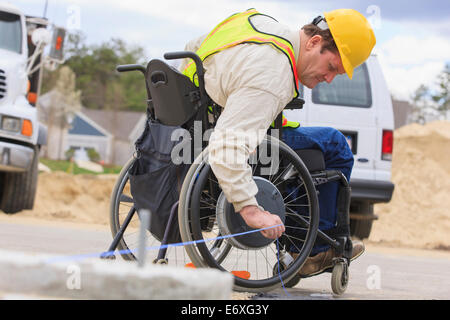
371, 120, 450, 250
21, 171, 117, 225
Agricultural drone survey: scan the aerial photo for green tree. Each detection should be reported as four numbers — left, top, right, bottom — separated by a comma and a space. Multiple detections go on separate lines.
43, 31, 148, 112
432, 63, 450, 117
409, 84, 432, 125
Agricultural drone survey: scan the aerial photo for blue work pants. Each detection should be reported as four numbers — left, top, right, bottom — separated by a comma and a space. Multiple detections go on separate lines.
282, 126, 354, 255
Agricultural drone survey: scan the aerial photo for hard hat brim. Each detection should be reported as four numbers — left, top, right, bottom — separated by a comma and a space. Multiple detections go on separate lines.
340, 51, 354, 80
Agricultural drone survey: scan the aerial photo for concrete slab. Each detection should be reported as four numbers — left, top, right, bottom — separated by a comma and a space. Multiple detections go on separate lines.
0, 249, 233, 300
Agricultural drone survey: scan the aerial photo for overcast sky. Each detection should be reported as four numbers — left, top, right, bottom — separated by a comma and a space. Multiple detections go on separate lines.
10, 0, 450, 101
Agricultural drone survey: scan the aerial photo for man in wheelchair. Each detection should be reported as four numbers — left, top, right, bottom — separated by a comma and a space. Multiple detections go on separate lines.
178, 8, 374, 277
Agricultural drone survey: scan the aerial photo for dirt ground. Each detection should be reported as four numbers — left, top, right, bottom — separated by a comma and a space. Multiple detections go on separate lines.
19, 172, 117, 226
370, 120, 450, 251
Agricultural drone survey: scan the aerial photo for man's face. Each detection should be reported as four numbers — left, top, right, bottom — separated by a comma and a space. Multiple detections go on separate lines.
298, 35, 346, 89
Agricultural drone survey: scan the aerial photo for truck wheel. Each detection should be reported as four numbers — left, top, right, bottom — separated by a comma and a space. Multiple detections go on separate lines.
0, 172, 4, 202
24, 147, 39, 210
1, 147, 39, 214
350, 202, 374, 239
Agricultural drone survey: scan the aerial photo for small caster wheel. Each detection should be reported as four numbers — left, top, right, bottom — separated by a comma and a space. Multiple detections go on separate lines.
331, 260, 349, 295
272, 262, 301, 288
100, 252, 116, 260
153, 258, 168, 265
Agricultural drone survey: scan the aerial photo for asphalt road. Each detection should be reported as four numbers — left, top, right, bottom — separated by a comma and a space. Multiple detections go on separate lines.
1, 217, 449, 300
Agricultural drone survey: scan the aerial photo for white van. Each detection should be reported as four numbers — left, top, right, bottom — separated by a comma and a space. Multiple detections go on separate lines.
284, 54, 395, 239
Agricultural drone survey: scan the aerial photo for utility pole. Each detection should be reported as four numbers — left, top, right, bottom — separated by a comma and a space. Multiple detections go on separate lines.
43, 0, 48, 18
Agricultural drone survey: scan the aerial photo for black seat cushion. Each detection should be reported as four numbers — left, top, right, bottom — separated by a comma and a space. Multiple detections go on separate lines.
295, 148, 325, 172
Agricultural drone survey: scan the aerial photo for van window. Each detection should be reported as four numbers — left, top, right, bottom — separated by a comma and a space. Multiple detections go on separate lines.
298, 83, 304, 99
312, 63, 372, 108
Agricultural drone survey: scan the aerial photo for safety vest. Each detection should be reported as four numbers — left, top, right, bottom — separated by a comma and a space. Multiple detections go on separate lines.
183, 8, 300, 128
280, 114, 300, 128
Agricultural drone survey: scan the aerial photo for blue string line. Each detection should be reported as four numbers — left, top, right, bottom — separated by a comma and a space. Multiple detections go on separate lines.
45, 224, 291, 296
276, 239, 290, 296
44, 224, 283, 264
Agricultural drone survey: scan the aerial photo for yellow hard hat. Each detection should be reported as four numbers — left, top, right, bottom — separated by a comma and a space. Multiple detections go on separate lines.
324, 9, 376, 79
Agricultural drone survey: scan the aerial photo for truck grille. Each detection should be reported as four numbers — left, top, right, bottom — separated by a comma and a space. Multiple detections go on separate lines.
0, 69, 6, 100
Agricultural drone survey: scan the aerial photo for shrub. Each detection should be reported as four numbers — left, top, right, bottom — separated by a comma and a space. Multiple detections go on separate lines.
87, 148, 100, 162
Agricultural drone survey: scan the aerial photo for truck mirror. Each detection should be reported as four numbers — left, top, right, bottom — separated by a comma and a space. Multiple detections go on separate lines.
31, 28, 52, 46
49, 27, 66, 62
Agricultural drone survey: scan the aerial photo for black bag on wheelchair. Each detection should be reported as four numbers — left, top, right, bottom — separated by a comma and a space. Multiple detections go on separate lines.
128, 118, 190, 244
127, 57, 205, 244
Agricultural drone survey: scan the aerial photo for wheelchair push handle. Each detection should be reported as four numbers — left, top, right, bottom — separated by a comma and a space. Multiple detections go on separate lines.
116, 64, 146, 74
164, 50, 208, 105
163, 51, 204, 74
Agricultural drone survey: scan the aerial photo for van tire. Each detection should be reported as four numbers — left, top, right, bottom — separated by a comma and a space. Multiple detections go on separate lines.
350, 201, 374, 239
0, 148, 39, 214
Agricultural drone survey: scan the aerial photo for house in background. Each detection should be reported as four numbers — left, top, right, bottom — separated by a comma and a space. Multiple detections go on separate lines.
80, 107, 146, 165
38, 90, 146, 166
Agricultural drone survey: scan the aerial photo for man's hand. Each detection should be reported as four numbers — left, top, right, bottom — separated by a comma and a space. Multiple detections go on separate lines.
239, 205, 285, 239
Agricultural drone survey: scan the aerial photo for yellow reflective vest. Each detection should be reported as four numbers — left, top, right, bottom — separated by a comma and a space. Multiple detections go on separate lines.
183, 8, 300, 128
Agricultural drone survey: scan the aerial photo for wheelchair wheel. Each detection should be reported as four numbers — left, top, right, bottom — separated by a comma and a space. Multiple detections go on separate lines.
178, 136, 320, 292
331, 260, 349, 295
109, 157, 189, 265
272, 261, 302, 288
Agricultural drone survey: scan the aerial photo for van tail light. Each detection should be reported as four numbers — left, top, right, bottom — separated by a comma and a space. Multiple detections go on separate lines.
382, 129, 393, 161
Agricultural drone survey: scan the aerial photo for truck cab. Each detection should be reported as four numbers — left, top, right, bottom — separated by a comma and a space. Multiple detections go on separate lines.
0, 3, 63, 213
0, 4, 40, 162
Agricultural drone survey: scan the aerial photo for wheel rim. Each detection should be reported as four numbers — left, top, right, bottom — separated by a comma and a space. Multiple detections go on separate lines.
179, 137, 320, 290
331, 262, 349, 295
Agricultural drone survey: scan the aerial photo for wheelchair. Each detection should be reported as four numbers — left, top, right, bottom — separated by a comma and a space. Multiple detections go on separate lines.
102, 51, 354, 295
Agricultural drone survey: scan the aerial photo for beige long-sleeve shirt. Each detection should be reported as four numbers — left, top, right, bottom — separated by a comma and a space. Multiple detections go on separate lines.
180, 14, 300, 212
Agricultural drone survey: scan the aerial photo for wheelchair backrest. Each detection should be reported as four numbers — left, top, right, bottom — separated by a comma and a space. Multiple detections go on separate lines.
145, 59, 201, 126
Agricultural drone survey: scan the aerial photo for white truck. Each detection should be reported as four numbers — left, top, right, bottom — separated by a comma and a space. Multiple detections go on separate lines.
0, 2, 64, 213
285, 55, 395, 239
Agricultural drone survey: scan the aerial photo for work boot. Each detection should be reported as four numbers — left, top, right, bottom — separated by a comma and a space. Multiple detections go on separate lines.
350, 239, 365, 261
294, 239, 365, 277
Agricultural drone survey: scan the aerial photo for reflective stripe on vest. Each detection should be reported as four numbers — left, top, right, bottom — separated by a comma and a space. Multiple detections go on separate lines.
182, 8, 299, 99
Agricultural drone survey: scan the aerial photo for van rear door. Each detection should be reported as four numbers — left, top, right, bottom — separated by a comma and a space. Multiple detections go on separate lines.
302, 62, 377, 180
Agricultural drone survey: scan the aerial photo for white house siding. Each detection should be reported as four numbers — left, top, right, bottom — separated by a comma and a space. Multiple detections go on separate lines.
64, 134, 112, 163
